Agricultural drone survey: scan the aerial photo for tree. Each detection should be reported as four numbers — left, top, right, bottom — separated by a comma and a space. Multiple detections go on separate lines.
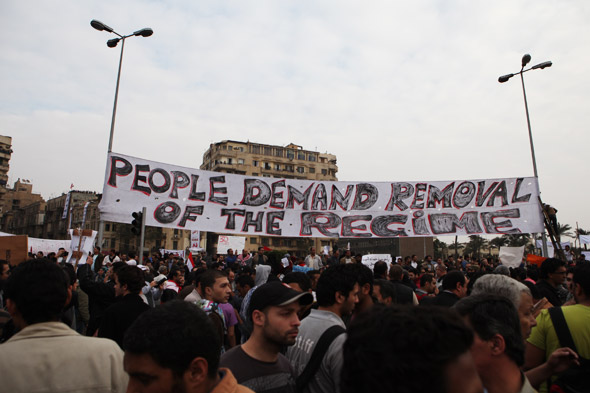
433, 238, 448, 259
463, 235, 488, 259
489, 236, 509, 250
554, 223, 574, 239
501, 233, 531, 247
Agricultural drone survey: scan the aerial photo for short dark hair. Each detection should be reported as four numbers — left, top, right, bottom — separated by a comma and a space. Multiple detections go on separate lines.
374, 279, 396, 303
124, 301, 221, 378
342, 305, 473, 393
168, 267, 183, 280
200, 270, 226, 291
373, 261, 388, 279
128, 251, 136, 259
316, 264, 358, 307
4, 259, 69, 325
420, 273, 434, 288
390, 264, 404, 281
283, 272, 312, 292
441, 271, 466, 291
235, 274, 255, 289
573, 262, 590, 295
539, 258, 565, 279
116, 265, 145, 294
351, 263, 373, 296
455, 294, 525, 366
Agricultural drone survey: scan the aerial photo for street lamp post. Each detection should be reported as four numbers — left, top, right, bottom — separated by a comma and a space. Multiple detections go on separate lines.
91, 20, 153, 249
498, 54, 552, 257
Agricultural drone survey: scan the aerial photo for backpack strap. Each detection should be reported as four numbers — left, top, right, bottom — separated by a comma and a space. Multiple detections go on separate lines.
547, 307, 578, 353
295, 325, 346, 392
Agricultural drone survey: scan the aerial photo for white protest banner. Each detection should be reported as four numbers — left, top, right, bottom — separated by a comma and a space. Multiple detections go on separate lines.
579, 235, 590, 245
66, 229, 97, 265
28, 238, 70, 255
361, 254, 392, 270
536, 240, 571, 249
499, 246, 525, 268
160, 249, 186, 259
99, 152, 544, 239
217, 235, 246, 254
190, 230, 200, 249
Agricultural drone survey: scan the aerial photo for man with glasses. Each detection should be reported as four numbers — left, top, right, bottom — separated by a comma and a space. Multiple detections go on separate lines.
535, 258, 566, 307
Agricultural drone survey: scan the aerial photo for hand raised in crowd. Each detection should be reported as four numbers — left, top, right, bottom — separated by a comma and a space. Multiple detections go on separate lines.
546, 347, 580, 374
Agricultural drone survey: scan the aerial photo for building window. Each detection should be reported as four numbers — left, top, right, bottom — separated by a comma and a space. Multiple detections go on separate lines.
110, 238, 115, 248
105, 223, 110, 231
252, 173, 258, 176
261, 237, 269, 246
253, 160, 259, 167
272, 238, 281, 246
251, 145, 261, 154
308, 154, 317, 162
297, 166, 305, 173
264, 162, 271, 170
309, 167, 315, 174
227, 158, 233, 165
274, 163, 281, 171
287, 150, 294, 160
237, 158, 245, 165
264, 147, 272, 156
322, 169, 328, 175
237, 147, 244, 152
297, 152, 305, 160
173, 241, 178, 250
274, 148, 284, 157
250, 237, 258, 244
285, 165, 293, 172
174, 229, 179, 235
227, 145, 232, 150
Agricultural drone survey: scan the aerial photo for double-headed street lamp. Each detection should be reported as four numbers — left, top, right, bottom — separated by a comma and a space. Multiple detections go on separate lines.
498, 54, 552, 256
91, 19, 153, 248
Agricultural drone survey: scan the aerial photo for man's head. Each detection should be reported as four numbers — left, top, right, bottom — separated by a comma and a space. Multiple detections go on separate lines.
373, 279, 396, 305
350, 263, 373, 305
373, 261, 388, 279
0, 259, 10, 285
110, 248, 116, 257
436, 264, 447, 279
420, 273, 437, 294
342, 305, 482, 393
4, 259, 70, 328
235, 274, 255, 297
471, 274, 536, 339
309, 247, 316, 255
200, 270, 231, 303
540, 258, 566, 286
123, 301, 221, 392
390, 264, 404, 281
455, 295, 525, 382
442, 271, 468, 298
168, 267, 185, 286
115, 265, 145, 297
306, 270, 320, 291
248, 282, 313, 347
283, 272, 312, 293
258, 246, 264, 255
316, 264, 359, 317
573, 262, 590, 303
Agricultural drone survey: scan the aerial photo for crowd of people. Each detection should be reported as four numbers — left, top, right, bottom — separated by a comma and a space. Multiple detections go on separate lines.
0, 244, 588, 393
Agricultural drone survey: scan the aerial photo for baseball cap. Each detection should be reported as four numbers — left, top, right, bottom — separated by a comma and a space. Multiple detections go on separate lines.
248, 281, 313, 317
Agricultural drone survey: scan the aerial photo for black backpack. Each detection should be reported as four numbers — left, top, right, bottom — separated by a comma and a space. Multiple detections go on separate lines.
547, 307, 590, 393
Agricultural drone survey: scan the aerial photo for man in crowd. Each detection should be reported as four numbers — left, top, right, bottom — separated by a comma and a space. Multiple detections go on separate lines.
305, 247, 323, 270
342, 305, 483, 393
252, 247, 268, 267
415, 273, 437, 302
165, 266, 185, 293
422, 270, 468, 307
123, 301, 253, 393
104, 248, 121, 264
389, 265, 418, 305
535, 258, 567, 307
287, 264, 359, 393
220, 281, 313, 392
455, 295, 533, 393
237, 249, 252, 267
339, 249, 354, 264
98, 264, 150, 348
0, 259, 128, 392
526, 263, 590, 391
198, 270, 233, 351
373, 279, 396, 306
351, 263, 374, 317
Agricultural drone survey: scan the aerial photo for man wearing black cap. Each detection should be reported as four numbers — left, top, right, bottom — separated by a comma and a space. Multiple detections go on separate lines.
220, 281, 313, 393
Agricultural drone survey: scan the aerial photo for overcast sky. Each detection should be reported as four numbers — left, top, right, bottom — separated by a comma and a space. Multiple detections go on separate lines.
2, 1, 589, 239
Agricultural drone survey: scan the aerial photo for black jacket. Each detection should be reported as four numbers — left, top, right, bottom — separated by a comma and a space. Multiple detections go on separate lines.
421, 290, 460, 308
98, 294, 150, 348
536, 279, 562, 307
392, 281, 415, 305
77, 264, 115, 336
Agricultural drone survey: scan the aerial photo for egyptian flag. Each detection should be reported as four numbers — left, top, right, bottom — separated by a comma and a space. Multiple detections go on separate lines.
187, 252, 195, 271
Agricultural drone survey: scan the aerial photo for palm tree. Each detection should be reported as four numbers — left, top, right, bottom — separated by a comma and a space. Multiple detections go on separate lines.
464, 235, 488, 259
501, 233, 531, 247
489, 236, 509, 250
433, 238, 448, 259
554, 223, 574, 239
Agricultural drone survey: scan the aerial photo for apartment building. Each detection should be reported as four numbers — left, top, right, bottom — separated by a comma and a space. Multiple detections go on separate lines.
0, 135, 12, 206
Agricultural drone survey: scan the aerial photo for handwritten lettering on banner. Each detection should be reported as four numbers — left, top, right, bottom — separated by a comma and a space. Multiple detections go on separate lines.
98, 153, 544, 239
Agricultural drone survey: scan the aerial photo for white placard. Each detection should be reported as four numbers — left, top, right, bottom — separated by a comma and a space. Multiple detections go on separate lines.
217, 235, 246, 254
361, 254, 392, 270
499, 246, 525, 268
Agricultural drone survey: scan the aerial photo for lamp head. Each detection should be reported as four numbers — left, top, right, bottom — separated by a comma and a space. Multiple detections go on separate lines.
107, 38, 120, 48
532, 61, 552, 70
90, 20, 114, 33
133, 28, 154, 37
521, 54, 531, 68
498, 74, 514, 83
